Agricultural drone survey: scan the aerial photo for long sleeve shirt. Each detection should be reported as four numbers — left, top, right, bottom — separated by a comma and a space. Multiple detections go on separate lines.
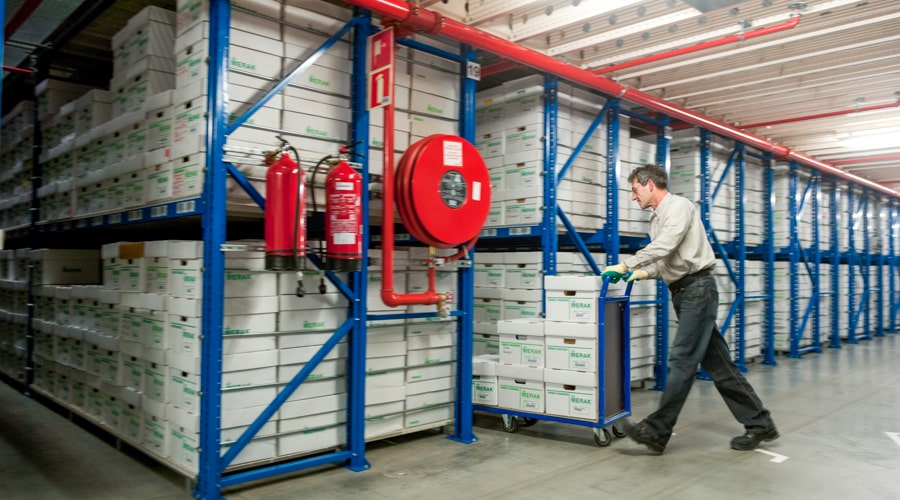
623, 192, 716, 284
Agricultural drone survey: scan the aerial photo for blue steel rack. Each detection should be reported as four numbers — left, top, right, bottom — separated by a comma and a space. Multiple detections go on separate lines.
190, 4, 480, 498
785, 161, 824, 358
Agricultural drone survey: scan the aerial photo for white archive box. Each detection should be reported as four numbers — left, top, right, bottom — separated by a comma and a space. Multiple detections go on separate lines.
544, 321, 600, 372
502, 288, 543, 320
473, 354, 499, 406
544, 275, 604, 323
498, 364, 544, 413
473, 287, 503, 323
543, 368, 599, 420
498, 318, 545, 367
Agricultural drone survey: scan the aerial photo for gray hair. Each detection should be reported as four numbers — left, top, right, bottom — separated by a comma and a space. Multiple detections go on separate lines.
628, 164, 668, 190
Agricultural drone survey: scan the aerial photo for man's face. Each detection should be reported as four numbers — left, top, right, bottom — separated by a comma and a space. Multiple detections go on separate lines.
631, 179, 652, 210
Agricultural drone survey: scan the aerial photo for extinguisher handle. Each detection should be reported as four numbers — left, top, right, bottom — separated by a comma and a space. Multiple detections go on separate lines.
295, 271, 305, 298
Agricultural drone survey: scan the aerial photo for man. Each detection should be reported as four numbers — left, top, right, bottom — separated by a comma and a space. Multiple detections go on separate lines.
602, 163, 777, 454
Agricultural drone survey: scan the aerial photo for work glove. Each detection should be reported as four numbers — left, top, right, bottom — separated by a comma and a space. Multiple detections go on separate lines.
601, 263, 628, 283
626, 269, 649, 282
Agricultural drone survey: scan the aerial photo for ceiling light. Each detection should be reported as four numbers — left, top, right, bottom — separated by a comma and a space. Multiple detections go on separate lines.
839, 128, 900, 149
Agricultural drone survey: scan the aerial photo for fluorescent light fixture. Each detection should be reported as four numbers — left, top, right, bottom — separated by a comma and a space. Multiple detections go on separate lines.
839, 127, 900, 149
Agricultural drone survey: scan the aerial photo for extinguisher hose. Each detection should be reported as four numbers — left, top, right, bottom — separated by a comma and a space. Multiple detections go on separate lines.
288, 145, 306, 297
310, 154, 339, 263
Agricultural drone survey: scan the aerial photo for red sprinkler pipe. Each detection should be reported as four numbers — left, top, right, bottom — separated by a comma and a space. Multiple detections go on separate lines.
3, 65, 32, 74
741, 101, 900, 129
595, 15, 801, 75
378, 37, 443, 307
5, 0, 45, 41
348, 0, 900, 197
831, 154, 900, 166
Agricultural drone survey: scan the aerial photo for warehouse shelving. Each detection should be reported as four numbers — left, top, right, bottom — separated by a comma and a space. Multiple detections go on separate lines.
2, 1, 900, 499
2, 3, 480, 499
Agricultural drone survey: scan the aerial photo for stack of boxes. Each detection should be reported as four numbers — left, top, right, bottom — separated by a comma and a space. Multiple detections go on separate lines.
0, 101, 37, 229
0, 250, 30, 382
473, 250, 657, 386
475, 77, 613, 233
478, 273, 636, 419
668, 135, 766, 247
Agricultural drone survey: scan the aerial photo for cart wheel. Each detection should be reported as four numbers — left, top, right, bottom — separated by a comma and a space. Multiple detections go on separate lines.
502, 414, 519, 433
612, 423, 627, 438
522, 417, 539, 427
594, 428, 612, 447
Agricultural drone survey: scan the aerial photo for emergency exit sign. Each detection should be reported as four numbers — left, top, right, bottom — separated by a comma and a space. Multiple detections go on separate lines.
367, 27, 394, 110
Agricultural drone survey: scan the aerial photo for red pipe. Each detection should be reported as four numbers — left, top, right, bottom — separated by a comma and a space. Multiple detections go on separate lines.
831, 154, 900, 166
3, 65, 33, 74
741, 101, 900, 129
352, 0, 899, 196
379, 37, 443, 307
5, 0, 45, 41
595, 15, 801, 75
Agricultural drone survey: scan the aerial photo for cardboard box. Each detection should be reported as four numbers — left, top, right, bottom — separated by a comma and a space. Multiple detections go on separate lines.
544, 321, 599, 372
544, 275, 603, 323
404, 404, 453, 428
473, 375, 498, 406
544, 368, 598, 420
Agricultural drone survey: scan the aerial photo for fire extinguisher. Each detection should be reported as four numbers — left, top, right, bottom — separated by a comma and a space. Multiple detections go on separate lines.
264, 140, 306, 282
323, 147, 363, 272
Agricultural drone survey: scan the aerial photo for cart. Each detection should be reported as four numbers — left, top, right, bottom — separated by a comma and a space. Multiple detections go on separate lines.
474, 277, 633, 446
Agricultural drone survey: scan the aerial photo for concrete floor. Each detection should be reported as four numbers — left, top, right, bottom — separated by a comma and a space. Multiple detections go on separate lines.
2, 334, 899, 499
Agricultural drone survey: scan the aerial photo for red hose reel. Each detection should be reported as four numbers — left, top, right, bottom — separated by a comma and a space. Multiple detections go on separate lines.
395, 134, 491, 249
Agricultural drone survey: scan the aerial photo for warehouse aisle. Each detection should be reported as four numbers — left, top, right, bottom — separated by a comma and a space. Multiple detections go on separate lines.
2, 334, 899, 500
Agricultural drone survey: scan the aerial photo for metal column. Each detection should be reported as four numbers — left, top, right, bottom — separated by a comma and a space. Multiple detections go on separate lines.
762, 157, 777, 365
604, 101, 622, 265
195, 0, 230, 497
734, 144, 748, 370
449, 45, 478, 445
829, 179, 842, 349
653, 123, 670, 391
345, 11, 371, 471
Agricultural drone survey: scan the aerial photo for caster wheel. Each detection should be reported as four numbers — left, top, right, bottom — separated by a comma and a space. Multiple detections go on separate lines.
502, 415, 519, 433
522, 417, 539, 427
594, 428, 612, 447
612, 423, 627, 438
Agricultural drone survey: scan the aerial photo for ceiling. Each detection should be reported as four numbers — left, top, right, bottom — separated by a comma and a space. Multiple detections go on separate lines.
3, 0, 173, 111
419, 0, 900, 191
4, 0, 899, 190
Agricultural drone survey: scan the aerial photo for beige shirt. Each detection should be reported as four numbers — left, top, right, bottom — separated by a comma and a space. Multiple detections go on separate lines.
623, 192, 716, 284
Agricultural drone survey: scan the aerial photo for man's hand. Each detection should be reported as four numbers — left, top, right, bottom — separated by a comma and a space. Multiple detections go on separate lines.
626, 270, 649, 282
601, 263, 628, 283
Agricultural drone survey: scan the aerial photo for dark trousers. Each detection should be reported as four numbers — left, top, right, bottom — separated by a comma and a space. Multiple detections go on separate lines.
645, 274, 774, 441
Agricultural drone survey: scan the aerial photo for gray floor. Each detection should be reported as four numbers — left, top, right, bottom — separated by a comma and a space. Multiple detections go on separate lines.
2, 334, 899, 499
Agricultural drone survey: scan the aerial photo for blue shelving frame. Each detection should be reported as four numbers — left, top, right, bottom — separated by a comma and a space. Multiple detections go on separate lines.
191, 4, 479, 498
3, 2, 900, 498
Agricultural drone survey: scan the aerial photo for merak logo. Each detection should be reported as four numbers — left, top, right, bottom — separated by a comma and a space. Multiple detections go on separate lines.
309, 75, 331, 87
230, 57, 257, 71
306, 125, 328, 137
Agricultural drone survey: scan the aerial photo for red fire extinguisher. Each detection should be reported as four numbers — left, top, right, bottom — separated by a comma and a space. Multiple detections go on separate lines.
264, 143, 306, 275
324, 148, 363, 272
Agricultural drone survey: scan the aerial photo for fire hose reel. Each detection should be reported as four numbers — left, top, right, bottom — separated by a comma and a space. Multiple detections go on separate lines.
396, 134, 492, 248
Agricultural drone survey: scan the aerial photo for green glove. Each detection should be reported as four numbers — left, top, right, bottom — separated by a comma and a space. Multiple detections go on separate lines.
601, 263, 628, 283
602, 271, 626, 283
